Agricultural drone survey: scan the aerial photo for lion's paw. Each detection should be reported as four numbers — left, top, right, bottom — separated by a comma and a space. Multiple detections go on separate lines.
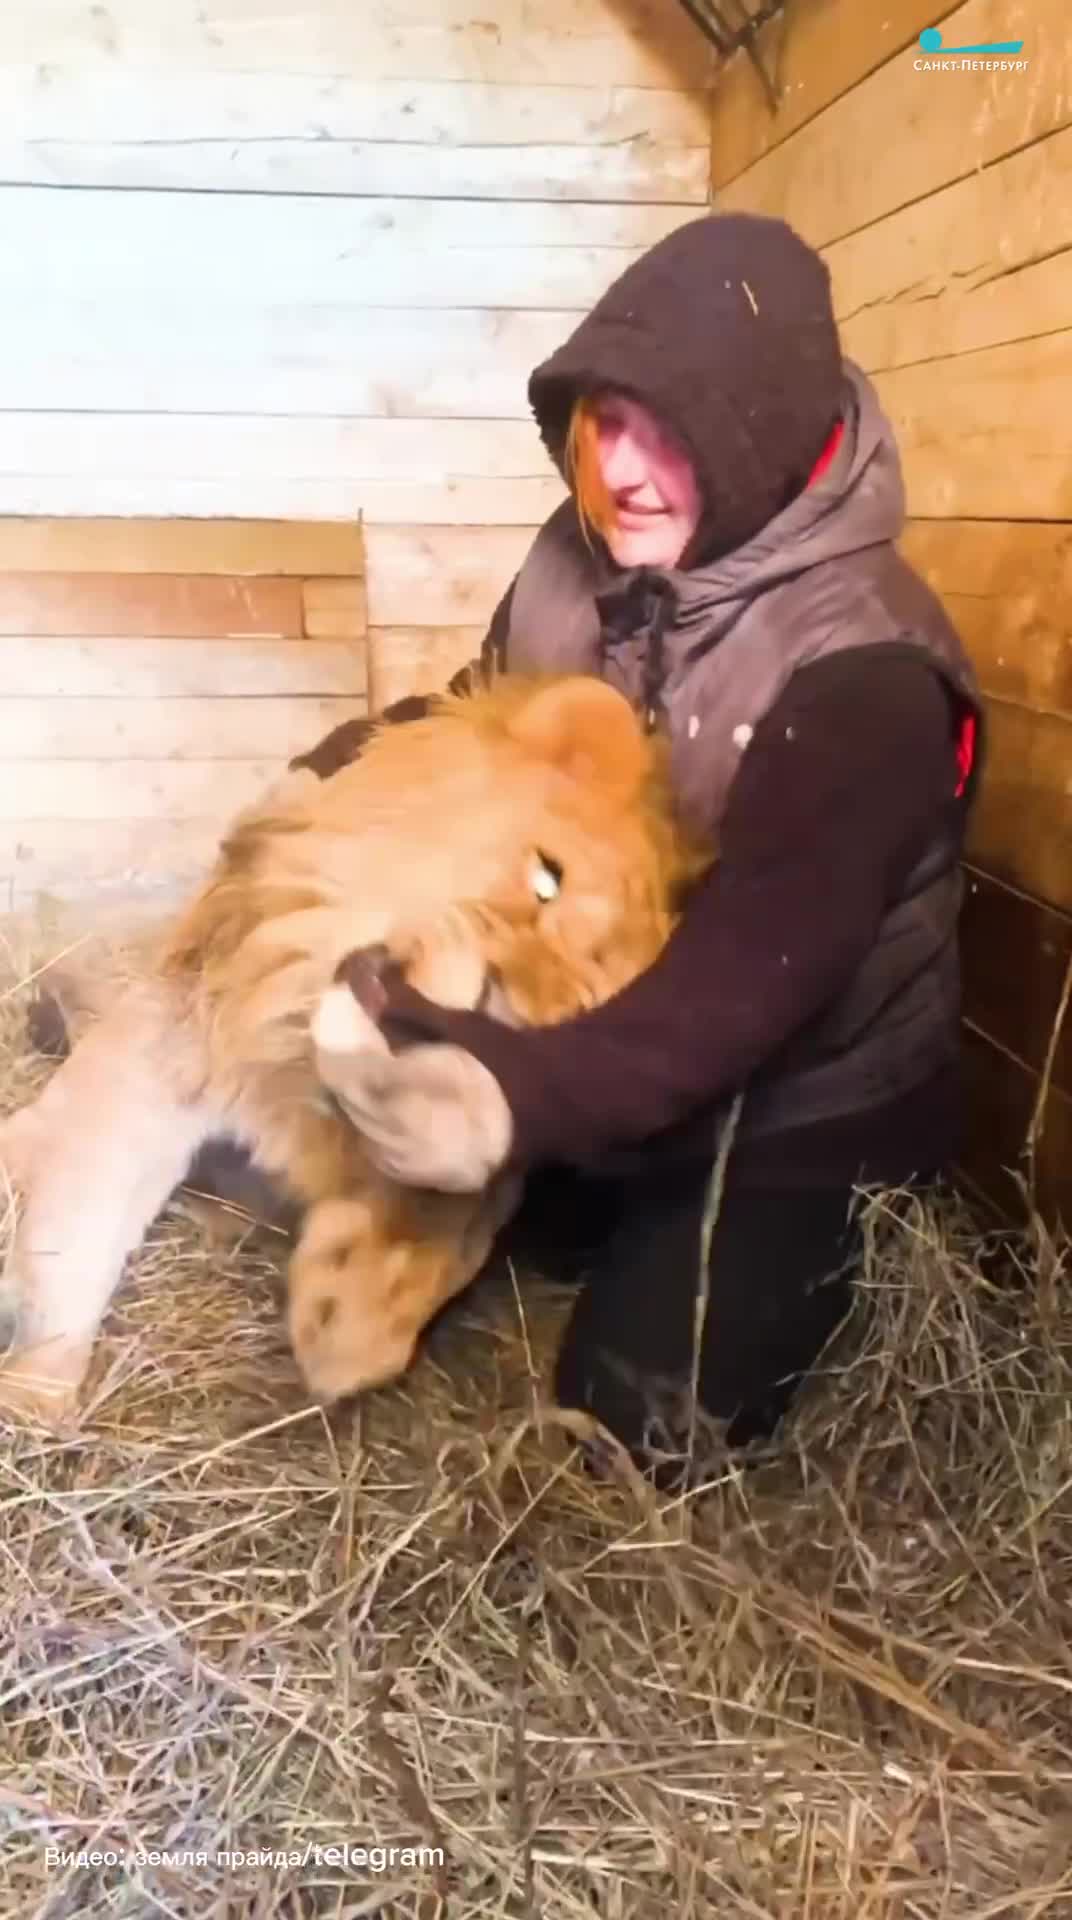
0, 1342, 87, 1430
312, 982, 388, 1061
287, 1199, 417, 1405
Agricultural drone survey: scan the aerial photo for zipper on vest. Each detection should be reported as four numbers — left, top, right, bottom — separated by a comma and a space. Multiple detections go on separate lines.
598, 572, 672, 733
642, 583, 671, 734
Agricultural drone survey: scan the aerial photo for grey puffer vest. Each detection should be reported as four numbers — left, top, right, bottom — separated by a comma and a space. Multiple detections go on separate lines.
499, 361, 983, 1140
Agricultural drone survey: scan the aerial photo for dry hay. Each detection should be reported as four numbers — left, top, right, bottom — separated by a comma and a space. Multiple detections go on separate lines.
0, 922, 1070, 1920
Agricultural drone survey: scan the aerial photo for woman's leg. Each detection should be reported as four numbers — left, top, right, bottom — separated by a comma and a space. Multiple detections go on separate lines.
552, 1163, 864, 1478
497, 1163, 628, 1285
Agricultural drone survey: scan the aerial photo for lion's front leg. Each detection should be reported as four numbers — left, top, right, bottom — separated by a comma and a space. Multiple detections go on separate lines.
0, 1001, 215, 1424
287, 1170, 523, 1404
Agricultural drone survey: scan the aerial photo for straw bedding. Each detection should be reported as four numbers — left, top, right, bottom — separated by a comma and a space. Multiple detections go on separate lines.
0, 922, 1069, 1920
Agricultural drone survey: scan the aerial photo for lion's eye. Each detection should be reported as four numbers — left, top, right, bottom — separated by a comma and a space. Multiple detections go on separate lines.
530, 851, 563, 903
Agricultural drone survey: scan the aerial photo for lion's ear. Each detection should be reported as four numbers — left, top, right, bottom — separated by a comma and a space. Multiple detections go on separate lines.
507, 676, 650, 801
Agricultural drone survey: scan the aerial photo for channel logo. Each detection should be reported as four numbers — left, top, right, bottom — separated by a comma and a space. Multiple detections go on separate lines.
914, 24, 1028, 70
918, 27, 1024, 54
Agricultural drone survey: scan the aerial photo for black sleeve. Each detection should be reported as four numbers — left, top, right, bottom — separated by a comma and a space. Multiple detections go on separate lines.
288, 578, 517, 779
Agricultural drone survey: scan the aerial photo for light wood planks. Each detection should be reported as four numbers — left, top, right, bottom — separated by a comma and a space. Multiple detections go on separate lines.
368, 626, 485, 713
901, 520, 1072, 719
874, 332, 1072, 521
0, 304, 577, 419
0, 71, 707, 157
0, 517, 364, 576
8, 211, 1071, 527
0, 4, 709, 536
706, 0, 1071, 1225
958, 1025, 1071, 1228
716, 0, 1069, 252
0, 573, 305, 639
0, 414, 555, 481
0, 180, 684, 518
2, 133, 705, 207
957, 869, 1072, 1229
0, 820, 221, 913
0, 512, 369, 908
710, 0, 946, 191
0, 3, 711, 892
0, 187, 692, 306
0, 412, 571, 526
829, 127, 1072, 375
960, 866, 1072, 1096
0, 761, 300, 822
365, 525, 534, 628
965, 700, 1072, 915
0, 696, 362, 763
0, 477, 567, 527
19, 136, 700, 204
9, 0, 714, 89
0, 636, 367, 699
0, 66, 710, 202
0, 564, 366, 642
302, 580, 369, 641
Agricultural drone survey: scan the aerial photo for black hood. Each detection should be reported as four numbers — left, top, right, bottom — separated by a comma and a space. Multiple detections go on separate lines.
527, 211, 845, 567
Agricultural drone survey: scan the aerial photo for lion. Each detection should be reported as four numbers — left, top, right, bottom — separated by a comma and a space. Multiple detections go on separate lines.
0, 674, 709, 1426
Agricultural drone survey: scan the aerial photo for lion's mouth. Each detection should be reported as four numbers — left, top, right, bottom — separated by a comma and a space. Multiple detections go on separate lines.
334, 947, 525, 1035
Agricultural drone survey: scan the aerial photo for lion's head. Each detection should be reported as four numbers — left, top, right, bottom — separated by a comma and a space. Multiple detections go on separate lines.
164, 674, 712, 1072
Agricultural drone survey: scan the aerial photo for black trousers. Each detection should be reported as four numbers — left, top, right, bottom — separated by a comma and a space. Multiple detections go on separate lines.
501, 1161, 866, 1477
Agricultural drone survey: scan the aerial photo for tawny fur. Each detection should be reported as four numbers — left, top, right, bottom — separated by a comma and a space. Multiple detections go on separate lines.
0, 674, 709, 1425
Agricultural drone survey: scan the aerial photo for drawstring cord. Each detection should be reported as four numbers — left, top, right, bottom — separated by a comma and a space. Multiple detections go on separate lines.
641, 580, 670, 735
685, 1088, 746, 1479
597, 572, 672, 735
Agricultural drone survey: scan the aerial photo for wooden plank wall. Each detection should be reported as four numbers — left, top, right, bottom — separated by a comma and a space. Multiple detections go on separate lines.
710, 0, 1071, 1226
0, 518, 367, 913
0, 0, 714, 725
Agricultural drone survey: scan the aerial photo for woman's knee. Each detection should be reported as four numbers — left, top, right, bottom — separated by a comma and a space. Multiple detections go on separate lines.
552, 1178, 863, 1473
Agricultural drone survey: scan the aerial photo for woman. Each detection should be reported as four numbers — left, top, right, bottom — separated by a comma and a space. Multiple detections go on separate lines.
298, 211, 984, 1474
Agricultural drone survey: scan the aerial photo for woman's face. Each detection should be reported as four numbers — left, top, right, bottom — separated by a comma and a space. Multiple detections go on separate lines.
592, 392, 703, 569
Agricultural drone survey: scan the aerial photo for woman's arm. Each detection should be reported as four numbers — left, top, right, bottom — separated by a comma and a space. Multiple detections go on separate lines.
343, 648, 966, 1178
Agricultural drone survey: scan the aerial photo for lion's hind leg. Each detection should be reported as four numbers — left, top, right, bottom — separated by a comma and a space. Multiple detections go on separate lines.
0, 996, 216, 1424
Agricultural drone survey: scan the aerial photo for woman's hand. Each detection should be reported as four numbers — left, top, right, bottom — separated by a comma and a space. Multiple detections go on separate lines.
311, 983, 514, 1193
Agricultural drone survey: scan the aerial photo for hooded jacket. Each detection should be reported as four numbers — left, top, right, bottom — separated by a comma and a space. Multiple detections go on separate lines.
294, 213, 983, 1188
